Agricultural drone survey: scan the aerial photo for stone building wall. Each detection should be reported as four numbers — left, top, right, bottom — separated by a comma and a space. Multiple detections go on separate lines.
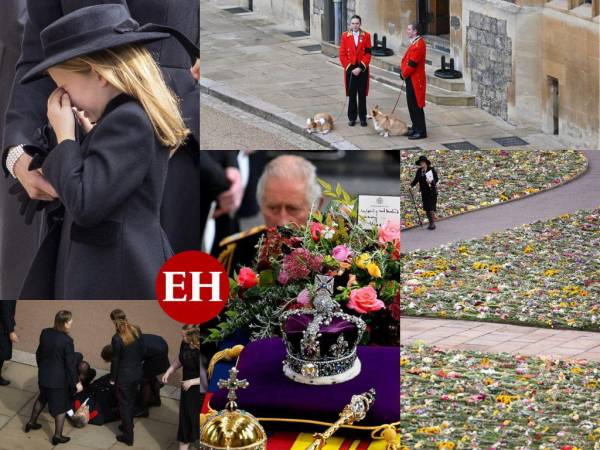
465, 11, 512, 120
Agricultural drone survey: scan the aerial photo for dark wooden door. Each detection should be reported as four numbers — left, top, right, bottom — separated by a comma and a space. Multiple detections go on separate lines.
427, 0, 449, 35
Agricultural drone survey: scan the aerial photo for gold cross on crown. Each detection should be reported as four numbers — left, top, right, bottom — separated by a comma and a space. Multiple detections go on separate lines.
217, 367, 249, 411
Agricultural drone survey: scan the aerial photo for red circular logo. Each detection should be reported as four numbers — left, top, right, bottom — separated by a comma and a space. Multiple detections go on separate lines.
155, 251, 230, 324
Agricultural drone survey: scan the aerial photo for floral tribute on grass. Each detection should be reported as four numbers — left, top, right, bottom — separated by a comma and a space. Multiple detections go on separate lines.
401, 208, 600, 330
203, 181, 400, 346
400, 343, 600, 449
400, 150, 587, 230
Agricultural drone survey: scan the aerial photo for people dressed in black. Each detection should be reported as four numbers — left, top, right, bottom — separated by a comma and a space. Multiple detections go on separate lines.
26, 310, 83, 445
162, 325, 205, 450
140, 334, 170, 408
109, 309, 144, 446
411, 156, 439, 230
0, 300, 17, 386
102, 333, 170, 411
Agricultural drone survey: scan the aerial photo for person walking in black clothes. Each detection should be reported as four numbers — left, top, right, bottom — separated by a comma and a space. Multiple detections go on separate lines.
109, 309, 144, 446
411, 156, 439, 230
0, 301, 18, 386
162, 324, 205, 450
25, 310, 83, 445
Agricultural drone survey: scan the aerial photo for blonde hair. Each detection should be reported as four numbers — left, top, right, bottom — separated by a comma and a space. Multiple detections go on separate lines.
182, 324, 200, 350
110, 309, 141, 346
54, 44, 189, 150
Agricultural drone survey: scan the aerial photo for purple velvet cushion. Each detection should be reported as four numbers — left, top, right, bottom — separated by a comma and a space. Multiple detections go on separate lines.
284, 314, 359, 355
210, 337, 399, 426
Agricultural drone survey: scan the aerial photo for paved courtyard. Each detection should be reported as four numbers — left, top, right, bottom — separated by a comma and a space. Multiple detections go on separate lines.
201, 0, 574, 150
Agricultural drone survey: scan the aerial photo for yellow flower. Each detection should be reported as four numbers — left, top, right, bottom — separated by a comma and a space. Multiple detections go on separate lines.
437, 442, 455, 450
523, 245, 534, 253
367, 262, 382, 278
400, 357, 408, 366
414, 286, 427, 296
418, 271, 437, 278
544, 269, 560, 277
496, 394, 519, 404
586, 380, 598, 389
570, 367, 584, 375
489, 265, 501, 274
355, 253, 370, 269
457, 245, 469, 255
416, 426, 441, 434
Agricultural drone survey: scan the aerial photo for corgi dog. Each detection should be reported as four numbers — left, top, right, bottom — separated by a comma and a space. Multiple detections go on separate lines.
371, 105, 408, 138
306, 113, 334, 134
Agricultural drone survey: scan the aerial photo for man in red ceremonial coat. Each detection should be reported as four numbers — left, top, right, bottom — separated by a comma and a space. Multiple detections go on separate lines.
401, 22, 427, 139
339, 15, 372, 127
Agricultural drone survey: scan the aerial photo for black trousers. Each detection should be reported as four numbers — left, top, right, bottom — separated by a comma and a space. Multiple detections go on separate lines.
406, 77, 426, 134
117, 380, 140, 443
347, 68, 368, 122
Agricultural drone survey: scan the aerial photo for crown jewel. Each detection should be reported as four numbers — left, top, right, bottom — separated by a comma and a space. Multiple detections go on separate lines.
280, 275, 366, 385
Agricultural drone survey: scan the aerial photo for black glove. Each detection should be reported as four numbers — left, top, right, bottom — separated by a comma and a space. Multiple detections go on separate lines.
8, 182, 48, 225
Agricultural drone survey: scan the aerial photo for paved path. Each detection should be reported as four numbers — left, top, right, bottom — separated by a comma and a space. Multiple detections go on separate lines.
201, 0, 572, 151
401, 317, 600, 361
200, 93, 326, 150
401, 150, 600, 252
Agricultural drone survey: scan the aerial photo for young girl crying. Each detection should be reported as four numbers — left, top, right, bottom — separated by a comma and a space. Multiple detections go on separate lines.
18, 4, 198, 299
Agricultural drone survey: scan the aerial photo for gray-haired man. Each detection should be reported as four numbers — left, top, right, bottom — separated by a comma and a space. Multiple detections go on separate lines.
216, 155, 324, 276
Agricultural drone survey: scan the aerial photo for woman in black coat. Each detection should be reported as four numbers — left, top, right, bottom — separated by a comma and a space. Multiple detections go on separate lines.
25, 310, 83, 445
109, 309, 144, 447
162, 324, 205, 450
411, 155, 439, 230
102, 332, 170, 411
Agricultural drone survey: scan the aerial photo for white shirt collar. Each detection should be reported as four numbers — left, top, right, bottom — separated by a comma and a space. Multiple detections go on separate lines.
410, 35, 420, 44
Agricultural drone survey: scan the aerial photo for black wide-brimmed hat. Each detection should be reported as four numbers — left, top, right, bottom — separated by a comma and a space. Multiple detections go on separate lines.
21, 4, 199, 84
415, 155, 432, 166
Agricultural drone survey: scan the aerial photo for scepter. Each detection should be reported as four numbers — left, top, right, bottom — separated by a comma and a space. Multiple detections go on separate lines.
406, 186, 423, 227
306, 389, 376, 450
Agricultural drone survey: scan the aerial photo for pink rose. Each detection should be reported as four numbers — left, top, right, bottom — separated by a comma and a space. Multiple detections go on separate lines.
296, 288, 311, 305
378, 219, 400, 244
347, 286, 385, 314
331, 244, 352, 262
238, 267, 258, 289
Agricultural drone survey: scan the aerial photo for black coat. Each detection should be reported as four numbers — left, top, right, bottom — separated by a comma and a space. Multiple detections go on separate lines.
1, 0, 200, 296
0, 301, 16, 335
0, 300, 17, 361
110, 333, 144, 385
0, 0, 42, 300
19, 95, 173, 299
36, 327, 79, 390
141, 333, 169, 377
411, 167, 438, 212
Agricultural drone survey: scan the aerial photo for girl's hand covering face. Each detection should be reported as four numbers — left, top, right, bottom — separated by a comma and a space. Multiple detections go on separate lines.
47, 87, 76, 143
72, 107, 95, 133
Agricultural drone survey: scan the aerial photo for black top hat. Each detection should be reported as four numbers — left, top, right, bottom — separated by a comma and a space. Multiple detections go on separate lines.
415, 155, 432, 166
21, 4, 199, 84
